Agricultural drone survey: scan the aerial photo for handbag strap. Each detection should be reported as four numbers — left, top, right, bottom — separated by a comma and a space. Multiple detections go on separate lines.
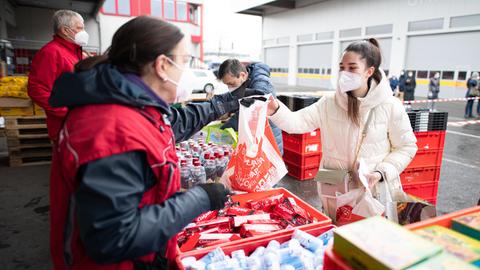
352, 107, 375, 168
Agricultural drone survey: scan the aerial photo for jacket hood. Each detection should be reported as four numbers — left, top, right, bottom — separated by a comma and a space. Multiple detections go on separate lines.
49, 64, 170, 113
335, 69, 391, 113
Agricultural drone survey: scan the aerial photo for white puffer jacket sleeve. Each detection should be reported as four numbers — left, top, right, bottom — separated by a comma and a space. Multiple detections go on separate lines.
376, 98, 418, 192
269, 98, 324, 134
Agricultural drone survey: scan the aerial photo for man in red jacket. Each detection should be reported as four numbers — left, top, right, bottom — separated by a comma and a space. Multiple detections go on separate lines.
28, 9, 89, 141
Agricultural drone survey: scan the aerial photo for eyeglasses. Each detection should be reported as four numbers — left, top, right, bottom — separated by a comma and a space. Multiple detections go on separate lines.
167, 54, 195, 65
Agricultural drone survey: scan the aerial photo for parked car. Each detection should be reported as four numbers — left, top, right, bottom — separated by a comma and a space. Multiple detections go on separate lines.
190, 68, 228, 94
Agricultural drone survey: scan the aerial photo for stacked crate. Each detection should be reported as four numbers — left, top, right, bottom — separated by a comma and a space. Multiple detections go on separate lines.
278, 95, 323, 180
282, 129, 322, 180
4, 116, 52, 166
400, 110, 448, 205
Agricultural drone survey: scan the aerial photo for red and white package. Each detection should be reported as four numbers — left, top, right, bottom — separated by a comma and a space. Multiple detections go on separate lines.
233, 213, 271, 227
247, 194, 284, 210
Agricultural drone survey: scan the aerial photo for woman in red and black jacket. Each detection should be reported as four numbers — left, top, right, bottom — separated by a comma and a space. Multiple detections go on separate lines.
48, 16, 259, 270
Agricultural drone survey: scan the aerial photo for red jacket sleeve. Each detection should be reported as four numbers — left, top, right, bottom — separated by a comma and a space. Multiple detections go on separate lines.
28, 49, 68, 118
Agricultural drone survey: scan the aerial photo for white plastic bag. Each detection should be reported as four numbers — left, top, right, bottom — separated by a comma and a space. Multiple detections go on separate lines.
335, 159, 385, 225
221, 95, 287, 192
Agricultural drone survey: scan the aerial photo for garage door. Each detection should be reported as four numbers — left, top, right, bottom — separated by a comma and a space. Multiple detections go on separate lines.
405, 31, 480, 98
264, 46, 289, 85
297, 43, 333, 89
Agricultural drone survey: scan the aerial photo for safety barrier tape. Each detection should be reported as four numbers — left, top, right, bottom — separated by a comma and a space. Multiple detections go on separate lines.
404, 97, 480, 104
447, 120, 480, 127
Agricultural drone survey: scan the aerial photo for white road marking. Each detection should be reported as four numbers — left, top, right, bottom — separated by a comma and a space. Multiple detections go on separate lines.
446, 130, 480, 140
443, 158, 480, 170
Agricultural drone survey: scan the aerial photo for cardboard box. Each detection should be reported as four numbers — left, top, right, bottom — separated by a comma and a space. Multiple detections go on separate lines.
406, 252, 479, 270
452, 212, 480, 241
0, 97, 32, 108
334, 216, 442, 270
0, 106, 34, 116
415, 225, 480, 266
33, 103, 45, 116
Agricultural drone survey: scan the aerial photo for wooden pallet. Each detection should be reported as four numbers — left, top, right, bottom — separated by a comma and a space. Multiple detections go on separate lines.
9, 146, 52, 167
5, 128, 49, 138
5, 116, 47, 129
6, 136, 52, 148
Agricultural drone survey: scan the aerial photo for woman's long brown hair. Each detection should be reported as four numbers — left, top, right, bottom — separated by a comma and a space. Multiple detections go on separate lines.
344, 38, 382, 126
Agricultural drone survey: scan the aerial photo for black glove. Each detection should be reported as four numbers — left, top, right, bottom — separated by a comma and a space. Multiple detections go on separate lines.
239, 96, 268, 107
198, 183, 231, 210
231, 83, 264, 100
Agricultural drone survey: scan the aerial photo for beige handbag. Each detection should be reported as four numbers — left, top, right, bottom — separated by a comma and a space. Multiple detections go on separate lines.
315, 108, 375, 219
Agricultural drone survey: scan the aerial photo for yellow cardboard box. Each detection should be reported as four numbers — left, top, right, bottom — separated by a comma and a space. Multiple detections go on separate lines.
0, 106, 34, 116
34, 103, 45, 116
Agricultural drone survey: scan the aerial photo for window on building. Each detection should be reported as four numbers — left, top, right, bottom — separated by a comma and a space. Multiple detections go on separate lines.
298, 68, 302, 73
117, 0, 131, 15
450, 14, 480, 28
151, 0, 163, 17
384, 70, 389, 77
416, 70, 428, 79
314, 68, 320, 74
428, 70, 440, 78
321, 68, 325, 74
177, 1, 187, 21
327, 68, 331, 75
164, 0, 175, 20
103, 0, 116, 13
408, 18, 444, 32
308, 68, 313, 74
458, 71, 467, 81
189, 4, 199, 24
442, 71, 454, 80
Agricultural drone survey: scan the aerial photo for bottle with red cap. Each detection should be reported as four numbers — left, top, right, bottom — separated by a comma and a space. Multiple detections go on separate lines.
191, 158, 207, 186
180, 159, 193, 189
204, 154, 217, 182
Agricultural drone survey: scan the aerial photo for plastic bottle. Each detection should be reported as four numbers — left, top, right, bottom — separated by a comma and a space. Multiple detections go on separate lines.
180, 160, 193, 189
317, 228, 334, 246
262, 253, 280, 270
185, 154, 194, 167
191, 159, 207, 185
199, 247, 227, 265
250, 246, 265, 258
205, 155, 217, 182
215, 152, 227, 179
292, 229, 324, 252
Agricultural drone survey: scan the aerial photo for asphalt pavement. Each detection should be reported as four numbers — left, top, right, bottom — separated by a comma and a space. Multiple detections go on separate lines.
0, 87, 479, 269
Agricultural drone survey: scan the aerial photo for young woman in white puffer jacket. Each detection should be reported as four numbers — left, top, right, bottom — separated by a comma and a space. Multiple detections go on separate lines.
267, 38, 417, 201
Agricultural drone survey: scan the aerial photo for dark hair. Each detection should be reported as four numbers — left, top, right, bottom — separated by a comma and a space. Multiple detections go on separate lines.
75, 16, 184, 74
344, 38, 382, 125
217, 59, 247, 79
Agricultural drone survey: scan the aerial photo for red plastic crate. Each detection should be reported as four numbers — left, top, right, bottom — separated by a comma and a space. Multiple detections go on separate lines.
176, 188, 331, 256
402, 181, 439, 201
285, 161, 320, 180
406, 206, 480, 230
414, 131, 446, 151
176, 224, 335, 270
323, 243, 353, 270
400, 166, 440, 185
283, 148, 322, 168
282, 129, 321, 144
283, 136, 322, 155
408, 149, 443, 169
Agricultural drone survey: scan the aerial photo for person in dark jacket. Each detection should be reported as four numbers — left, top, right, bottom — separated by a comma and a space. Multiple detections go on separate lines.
465, 72, 479, 118
404, 71, 416, 101
428, 72, 440, 110
47, 17, 261, 270
389, 75, 399, 94
217, 59, 284, 154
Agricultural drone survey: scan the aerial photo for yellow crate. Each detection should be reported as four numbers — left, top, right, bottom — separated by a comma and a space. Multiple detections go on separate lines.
34, 104, 45, 116
0, 106, 34, 116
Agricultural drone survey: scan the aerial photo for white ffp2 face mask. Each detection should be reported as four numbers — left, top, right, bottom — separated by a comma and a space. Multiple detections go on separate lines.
338, 71, 363, 93
69, 29, 89, 46
165, 58, 196, 103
